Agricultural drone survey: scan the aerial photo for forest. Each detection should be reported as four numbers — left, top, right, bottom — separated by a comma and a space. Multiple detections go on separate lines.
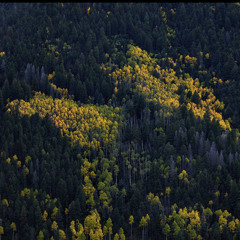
1, 2, 240, 239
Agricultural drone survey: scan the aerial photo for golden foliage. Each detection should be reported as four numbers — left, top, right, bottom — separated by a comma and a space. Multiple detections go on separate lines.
2, 198, 9, 207
87, 7, 91, 15
84, 209, 103, 240
7, 92, 123, 151
10, 222, 16, 231
51, 221, 58, 231
0, 226, 4, 235
185, 55, 197, 64
103, 44, 230, 130
42, 210, 48, 222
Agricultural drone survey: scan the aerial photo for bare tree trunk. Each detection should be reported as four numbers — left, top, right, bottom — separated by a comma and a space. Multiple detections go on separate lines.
131, 224, 133, 240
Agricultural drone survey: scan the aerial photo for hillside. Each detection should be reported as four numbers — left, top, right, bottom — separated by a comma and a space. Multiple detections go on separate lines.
1, 3, 240, 240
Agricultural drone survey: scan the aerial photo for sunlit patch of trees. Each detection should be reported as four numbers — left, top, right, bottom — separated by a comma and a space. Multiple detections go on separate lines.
103, 44, 230, 130
7, 92, 123, 151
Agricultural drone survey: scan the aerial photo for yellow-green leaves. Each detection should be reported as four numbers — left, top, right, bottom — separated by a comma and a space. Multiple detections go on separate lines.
2, 199, 9, 207
0, 226, 4, 235
7, 92, 123, 151
51, 221, 58, 231
10, 222, 16, 231
139, 214, 150, 227
103, 44, 230, 130
84, 209, 103, 240
129, 215, 134, 225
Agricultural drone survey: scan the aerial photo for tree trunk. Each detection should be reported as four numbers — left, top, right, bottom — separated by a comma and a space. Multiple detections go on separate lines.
129, 166, 132, 186
131, 224, 132, 240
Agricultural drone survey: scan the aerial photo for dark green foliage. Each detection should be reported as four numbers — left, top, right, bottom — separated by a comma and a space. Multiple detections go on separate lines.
1, 2, 240, 240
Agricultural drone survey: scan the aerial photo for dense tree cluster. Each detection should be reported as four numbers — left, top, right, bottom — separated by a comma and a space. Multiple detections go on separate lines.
104, 44, 230, 130
7, 91, 122, 151
1, 2, 240, 240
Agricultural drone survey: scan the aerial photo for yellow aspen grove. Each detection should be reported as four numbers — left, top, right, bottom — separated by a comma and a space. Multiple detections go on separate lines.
7, 92, 123, 151
2, 4, 240, 240
69, 220, 86, 239
84, 209, 103, 240
102, 44, 230, 130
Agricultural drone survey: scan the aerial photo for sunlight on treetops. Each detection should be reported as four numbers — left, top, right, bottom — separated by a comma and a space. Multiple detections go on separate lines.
7, 91, 123, 151
102, 44, 230, 131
